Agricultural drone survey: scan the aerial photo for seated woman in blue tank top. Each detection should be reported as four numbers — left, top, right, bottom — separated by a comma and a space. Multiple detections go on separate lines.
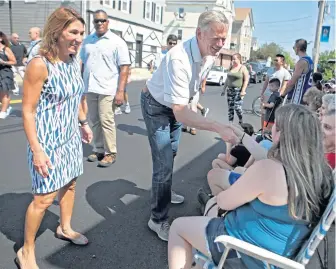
168, 104, 334, 269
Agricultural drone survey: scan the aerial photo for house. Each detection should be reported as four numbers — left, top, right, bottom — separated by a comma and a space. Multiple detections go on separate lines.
230, 7, 254, 62
0, 0, 165, 68
90, 0, 166, 68
0, 0, 83, 47
163, 0, 235, 50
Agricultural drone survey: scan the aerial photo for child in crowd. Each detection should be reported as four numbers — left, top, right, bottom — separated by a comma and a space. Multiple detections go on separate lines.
303, 87, 324, 112
262, 78, 281, 132
212, 123, 254, 170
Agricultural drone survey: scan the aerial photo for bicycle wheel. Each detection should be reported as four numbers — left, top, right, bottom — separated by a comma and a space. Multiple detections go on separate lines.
252, 96, 262, 117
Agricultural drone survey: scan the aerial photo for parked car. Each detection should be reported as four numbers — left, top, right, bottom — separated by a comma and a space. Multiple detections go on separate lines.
262, 67, 270, 81
206, 66, 228, 86
248, 62, 263, 83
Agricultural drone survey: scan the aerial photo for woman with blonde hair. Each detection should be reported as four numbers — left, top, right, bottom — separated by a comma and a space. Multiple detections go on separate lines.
168, 104, 334, 269
17, 7, 92, 268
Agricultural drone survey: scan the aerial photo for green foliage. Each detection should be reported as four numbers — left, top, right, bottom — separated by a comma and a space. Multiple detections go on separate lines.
318, 50, 336, 80
250, 42, 295, 68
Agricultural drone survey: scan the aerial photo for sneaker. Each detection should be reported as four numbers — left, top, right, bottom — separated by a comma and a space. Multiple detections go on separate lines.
115, 107, 122, 115
12, 88, 19, 96
87, 152, 105, 162
124, 103, 131, 114
148, 219, 170, 241
171, 190, 184, 204
6, 106, 12, 116
190, 129, 197, 135
197, 188, 213, 215
182, 127, 188, 132
0, 111, 7, 119
98, 153, 116, 167
201, 108, 209, 117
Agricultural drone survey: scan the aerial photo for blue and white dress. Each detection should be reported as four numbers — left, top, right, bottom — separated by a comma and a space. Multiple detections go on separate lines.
28, 56, 84, 194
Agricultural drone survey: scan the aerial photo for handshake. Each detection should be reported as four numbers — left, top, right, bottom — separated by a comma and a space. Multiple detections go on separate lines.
215, 123, 245, 145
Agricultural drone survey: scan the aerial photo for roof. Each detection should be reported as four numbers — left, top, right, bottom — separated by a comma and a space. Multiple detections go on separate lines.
234, 8, 254, 28
234, 8, 252, 21
219, 48, 235, 56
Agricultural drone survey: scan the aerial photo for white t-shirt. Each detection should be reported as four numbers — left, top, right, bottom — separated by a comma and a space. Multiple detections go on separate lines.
146, 37, 215, 108
264, 67, 291, 96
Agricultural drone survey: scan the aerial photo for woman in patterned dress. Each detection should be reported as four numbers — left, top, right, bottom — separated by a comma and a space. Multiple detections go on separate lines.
17, 8, 92, 269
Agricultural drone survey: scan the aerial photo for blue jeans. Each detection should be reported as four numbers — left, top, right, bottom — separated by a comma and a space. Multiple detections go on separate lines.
140, 90, 182, 223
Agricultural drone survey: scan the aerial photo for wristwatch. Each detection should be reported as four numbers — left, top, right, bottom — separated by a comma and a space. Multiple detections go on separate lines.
79, 119, 88, 126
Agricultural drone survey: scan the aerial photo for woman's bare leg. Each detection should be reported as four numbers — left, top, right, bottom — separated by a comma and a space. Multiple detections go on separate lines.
57, 179, 83, 239
207, 168, 231, 196
0, 92, 10, 112
17, 191, 58, 269
168, 216, 212, 269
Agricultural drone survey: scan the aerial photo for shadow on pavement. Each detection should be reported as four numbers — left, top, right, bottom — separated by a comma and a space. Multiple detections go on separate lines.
0, 193, 59, 253
0, 140, 225, 268
117, 123, 147, 136
44, 140, 226, 269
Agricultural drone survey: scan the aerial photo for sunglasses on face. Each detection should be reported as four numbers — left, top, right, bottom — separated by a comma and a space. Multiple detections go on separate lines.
94, 19, 107, 24
168, 42, 177, 45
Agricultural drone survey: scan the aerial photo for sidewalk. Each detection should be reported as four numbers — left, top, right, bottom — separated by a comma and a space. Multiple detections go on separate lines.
14, 68, 152, 87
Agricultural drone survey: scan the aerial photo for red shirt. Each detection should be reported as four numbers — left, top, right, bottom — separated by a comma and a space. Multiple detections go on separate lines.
325, 152, 336, 169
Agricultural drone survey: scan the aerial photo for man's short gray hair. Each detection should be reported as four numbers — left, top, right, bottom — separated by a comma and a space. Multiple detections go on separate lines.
197, 10, 229, 31
322, 93, 336, 112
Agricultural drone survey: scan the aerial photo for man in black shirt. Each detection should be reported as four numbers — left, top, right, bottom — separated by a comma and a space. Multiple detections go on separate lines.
10, 33, 27, 95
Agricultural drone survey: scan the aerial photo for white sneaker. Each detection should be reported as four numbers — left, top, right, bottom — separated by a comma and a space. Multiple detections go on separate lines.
124, 103, 131, 114
12, 88, 19, 96
7, 106, 12, 116
115, 107, 122, 115
148, 219, 170, 241
0, 111, 8, 119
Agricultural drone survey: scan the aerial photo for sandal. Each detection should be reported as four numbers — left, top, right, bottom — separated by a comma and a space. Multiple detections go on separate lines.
55, 227, 89, 245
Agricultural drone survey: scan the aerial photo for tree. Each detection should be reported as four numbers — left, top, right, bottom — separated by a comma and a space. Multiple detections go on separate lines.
250, 42, 295, 68
318, 50, 336, 80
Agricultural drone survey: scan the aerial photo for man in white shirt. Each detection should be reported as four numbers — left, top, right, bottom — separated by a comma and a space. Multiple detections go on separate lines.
27, 27, 42, 62
260, 54, 291, 128
141, 10, 238, 241
81, 10, 130, 167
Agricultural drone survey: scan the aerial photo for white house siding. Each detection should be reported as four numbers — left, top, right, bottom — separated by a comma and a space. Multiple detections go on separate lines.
0, 0, 82, 46
163, 0, 234, 49
88, 0, 165, 68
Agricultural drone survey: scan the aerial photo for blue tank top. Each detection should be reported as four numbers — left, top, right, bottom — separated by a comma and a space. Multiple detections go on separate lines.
291, 56, 314, 104
224, 199, 311, 269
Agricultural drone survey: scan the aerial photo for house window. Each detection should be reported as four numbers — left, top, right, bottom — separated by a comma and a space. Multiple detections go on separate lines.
178, 29, 183, 40
155, 5, 161, 24
178, 8, 185, 19
103, 0, 111, 7
145, 1, 152, 20
121, 0, 130, 12
150, 46, 157, 53
126, 42, 133, 50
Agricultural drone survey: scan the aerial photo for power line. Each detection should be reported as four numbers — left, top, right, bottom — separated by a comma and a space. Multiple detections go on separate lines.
255, 16, 312, 24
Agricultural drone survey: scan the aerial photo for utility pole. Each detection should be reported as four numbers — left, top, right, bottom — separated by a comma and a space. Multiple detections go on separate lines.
313, 0, 326, 72
9, 0, 13, 34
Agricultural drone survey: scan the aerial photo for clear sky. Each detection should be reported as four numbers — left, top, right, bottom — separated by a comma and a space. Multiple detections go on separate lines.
234, 0, 335, 59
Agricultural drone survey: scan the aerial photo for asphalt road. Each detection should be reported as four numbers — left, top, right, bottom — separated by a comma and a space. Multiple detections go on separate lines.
0, 80, 262, 269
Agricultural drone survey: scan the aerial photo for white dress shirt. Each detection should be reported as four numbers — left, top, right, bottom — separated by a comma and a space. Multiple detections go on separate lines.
146, 37, 215, 108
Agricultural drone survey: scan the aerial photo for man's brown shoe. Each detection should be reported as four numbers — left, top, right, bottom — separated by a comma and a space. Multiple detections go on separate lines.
87, 152, 105, 162
98, 154, 117, 167
190, 129, 196, 135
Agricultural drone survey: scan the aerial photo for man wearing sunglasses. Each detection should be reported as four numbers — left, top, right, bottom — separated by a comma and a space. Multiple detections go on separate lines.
80, 10, 130, 167
141, 11, 236, 241
153, 34, 178, 71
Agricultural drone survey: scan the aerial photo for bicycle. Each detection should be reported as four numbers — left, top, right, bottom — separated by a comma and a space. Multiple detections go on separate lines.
252, 95, 262, 117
